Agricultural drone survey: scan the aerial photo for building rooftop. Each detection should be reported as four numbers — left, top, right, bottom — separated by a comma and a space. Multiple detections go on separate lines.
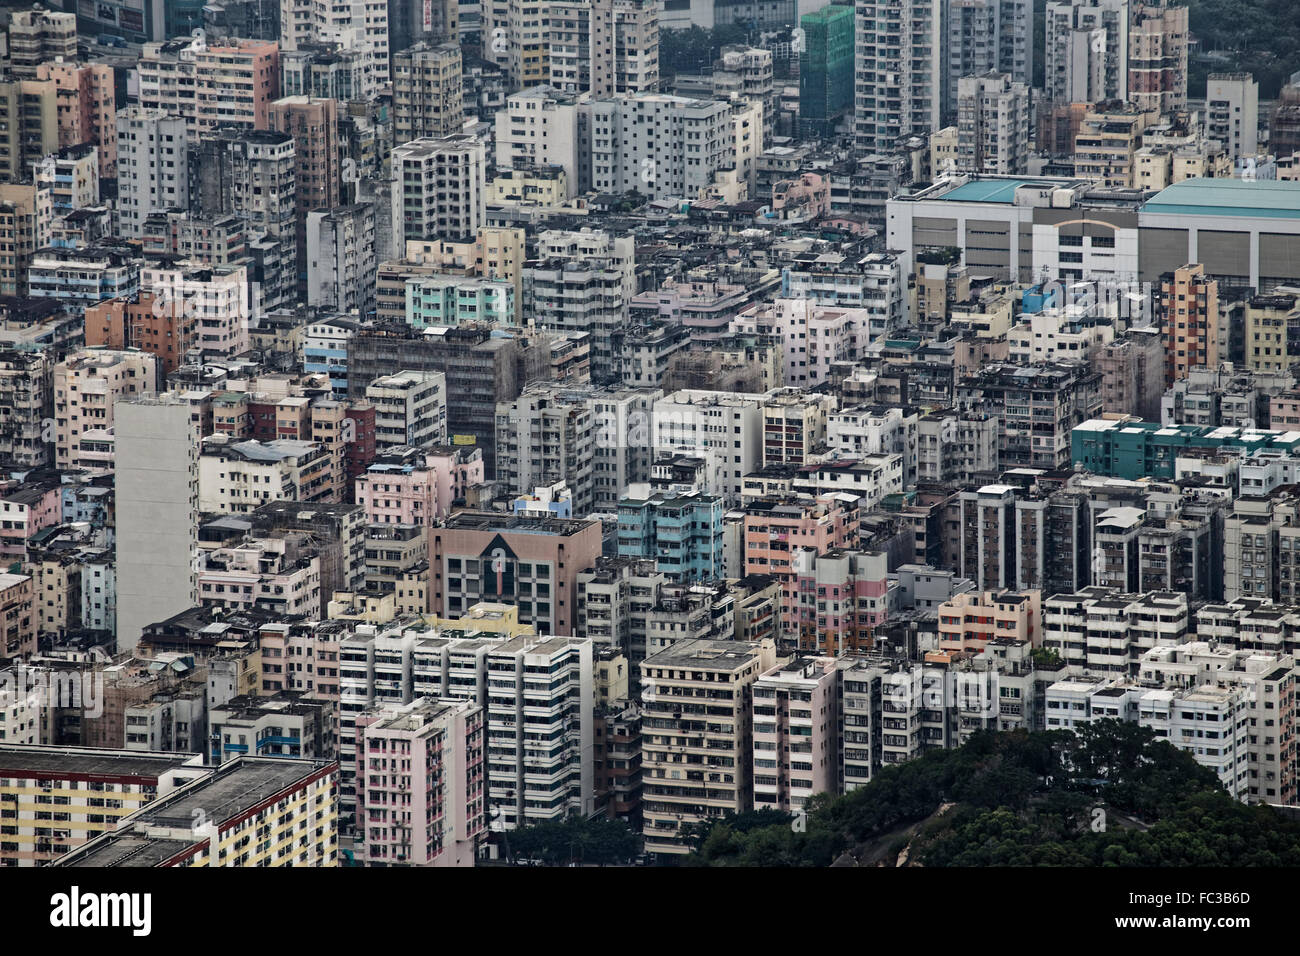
1143, 178, 1300, 219
131, 758, 330, 830
940, 179, 1063, 203
0, 745, 199, 779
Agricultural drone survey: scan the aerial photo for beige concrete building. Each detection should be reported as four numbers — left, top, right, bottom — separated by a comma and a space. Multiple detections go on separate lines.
1158, 263, 1218, 386
0, 183, 52, 298
392, 41, 463, 144
36, 62, 116, 179
1073, 102, 1158, 187
0, 572, 36, 663
937, 589, 1042, 656
7, 7, 77, 77
1244, 292, 1300, 373
0, 76, 56, 183
590, 0, 660, 98
1128, 2, 1188, 115
0, 746, 209, 866
640, 638, 782, 855
53, 348, 158, 471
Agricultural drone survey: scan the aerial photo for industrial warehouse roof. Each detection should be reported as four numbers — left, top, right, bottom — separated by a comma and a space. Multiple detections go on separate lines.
1142, 178, 1300, 218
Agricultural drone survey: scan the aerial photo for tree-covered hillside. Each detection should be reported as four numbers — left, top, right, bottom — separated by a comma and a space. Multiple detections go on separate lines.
688, 721, 1300, 866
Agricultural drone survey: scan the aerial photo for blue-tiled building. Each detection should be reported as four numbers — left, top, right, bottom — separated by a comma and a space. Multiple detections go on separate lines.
617, 490, 723, 583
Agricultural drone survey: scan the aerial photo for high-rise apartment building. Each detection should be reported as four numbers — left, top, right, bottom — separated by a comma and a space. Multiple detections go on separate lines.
752, 656, 840, 813
0, 183, 52, 297
1044, 0, 1129, 105
1128, 2, 1188, 115
35, 62, 117, 179
306, 203, 377, 314
429, 511, 604, 635
391, 134, 486, 243
0, 350, 53, 467
354, 697, 485, 866
115, 109, 190, 239
942, 0, 1032, 124
0, 76, 56, 183
1206, 73, 1259, 165
955, 71, 1030, 174
1158, 263, 1219, 386
590, 0, 660, 97
7, 7, 77, 78
481, 0, 550, 89
190, 127, 297, 311
391, 41, 464, 144
114, 393, 200, 651
641, 638, 782, 856
137, 35, 281, 140
53, 349, 158, 471
268, 95, 342, 296
854, 0, 942, 154
587, 93, 732, 200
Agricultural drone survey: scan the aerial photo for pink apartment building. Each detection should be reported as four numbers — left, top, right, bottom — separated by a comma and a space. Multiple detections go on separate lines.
791, 547, 889, 656
36, 61, 116, 178
0, 484, 61, 558
1271, 391, 1300, 429
752, 656, 839, 811
937, 589, 1042, 657
355, 697, 486, 867
194, 39, 281, 135
742, 495, 859, 643
356, 446, 485, 526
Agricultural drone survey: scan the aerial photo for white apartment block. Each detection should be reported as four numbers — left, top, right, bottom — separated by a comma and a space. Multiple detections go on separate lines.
1042, 588, 1190, 675
1007, 308, 1116, 364
494, 87, 584, 198
1044, 0, 1129, 105
340, 625, 594, 833
731, 298, 872, 389
854, 0, 942, 154
1139, 686, 1251, 800
392, 135, 486, 243
1205, 73, 1259, 166
587, 93, 732, 201
198, 437, 331, 514
652, 390, 764, 502
827, 405, 920, 483
782, 252, 906, 341
115, 109, 189, 238
364, 370, 448, 449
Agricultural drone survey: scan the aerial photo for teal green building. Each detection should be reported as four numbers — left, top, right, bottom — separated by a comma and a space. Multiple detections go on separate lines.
798, 4, 855, 139
1072, 419, 1300, 480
